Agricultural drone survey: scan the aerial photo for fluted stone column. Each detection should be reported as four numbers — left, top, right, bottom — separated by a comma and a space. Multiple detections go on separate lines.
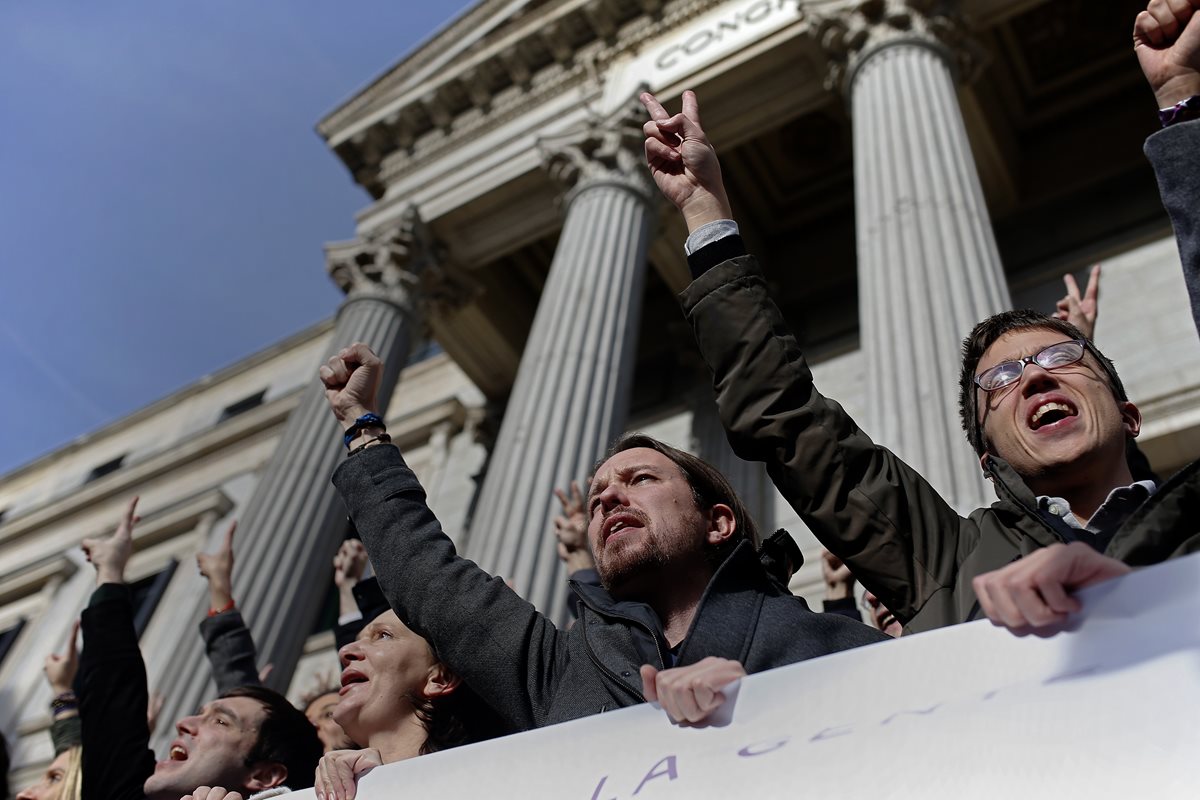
689, 384, 775, 536
819, 1, 1011, 512
151, 208, 444, 746
467, 101, 657, 616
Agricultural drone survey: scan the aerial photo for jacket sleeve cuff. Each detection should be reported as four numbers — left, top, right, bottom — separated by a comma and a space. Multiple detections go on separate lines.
686, 234, 748, 280
680, 254, 764, 315
88, 583, 129, 608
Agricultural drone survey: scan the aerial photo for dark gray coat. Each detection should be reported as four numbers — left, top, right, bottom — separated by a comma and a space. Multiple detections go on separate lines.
200, 608, 261, 694
332, 445, 887, 731
1146, 118, 1200, 338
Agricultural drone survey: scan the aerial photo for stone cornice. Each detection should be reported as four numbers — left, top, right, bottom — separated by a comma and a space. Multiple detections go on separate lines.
318, 0, 550, 139
0, 318, 334, 488
321, 0, 727, 199
0, 393, 295, 549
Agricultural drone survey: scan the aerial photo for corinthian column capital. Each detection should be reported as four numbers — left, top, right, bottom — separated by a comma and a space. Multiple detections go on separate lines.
537, 93, 657, 207
813, 0, 983, 95
325, 205, 479, 318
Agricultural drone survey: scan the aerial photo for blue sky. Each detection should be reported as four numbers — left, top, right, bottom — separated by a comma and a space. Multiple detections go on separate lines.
0, 2, 474, 473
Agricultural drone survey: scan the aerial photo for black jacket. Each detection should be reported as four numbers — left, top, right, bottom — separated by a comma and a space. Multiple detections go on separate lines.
79, 584, 156, 800
332, 444, 888, 731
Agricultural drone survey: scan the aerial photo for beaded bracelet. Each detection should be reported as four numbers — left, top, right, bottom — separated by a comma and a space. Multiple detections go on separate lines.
348, 433, 392, 457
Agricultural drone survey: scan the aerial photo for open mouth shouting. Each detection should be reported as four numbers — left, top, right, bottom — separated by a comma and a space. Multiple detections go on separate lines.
339, 667, 369, 695
158, 740, 188, 769
601, 510, 646, 545
1027, 394, 1078, 433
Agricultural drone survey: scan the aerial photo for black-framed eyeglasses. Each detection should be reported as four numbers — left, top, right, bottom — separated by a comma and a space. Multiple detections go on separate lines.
974, 339, 1087, 392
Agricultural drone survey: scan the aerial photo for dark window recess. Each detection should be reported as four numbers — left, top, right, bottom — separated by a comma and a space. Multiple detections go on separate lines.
0, 507, 8, 526
86, 455, 126, 483
0, 618, 26, 667
130, 559, 179, 638
219, 390, 267, 422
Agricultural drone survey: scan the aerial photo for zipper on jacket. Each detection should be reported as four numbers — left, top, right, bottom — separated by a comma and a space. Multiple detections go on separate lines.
570, 584, 670, 669
578, 608, 647, 702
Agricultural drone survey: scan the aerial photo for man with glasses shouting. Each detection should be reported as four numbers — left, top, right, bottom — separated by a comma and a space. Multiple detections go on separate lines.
639, 0, 1200, 636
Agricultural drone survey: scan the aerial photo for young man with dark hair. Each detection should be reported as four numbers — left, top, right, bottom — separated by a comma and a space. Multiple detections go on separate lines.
79, 498, 323, 800
639, 0, 1200, 635
320, 347, 886, 731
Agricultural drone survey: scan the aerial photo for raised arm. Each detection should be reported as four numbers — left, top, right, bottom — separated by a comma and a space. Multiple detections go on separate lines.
78, 497, 157, 800
321, 344, 566, 730
1138, 0, 1200, 337
44, 620, 82, 754
641, 91, 970, 625
331, 539, 371, 651
196, 520, 262, 693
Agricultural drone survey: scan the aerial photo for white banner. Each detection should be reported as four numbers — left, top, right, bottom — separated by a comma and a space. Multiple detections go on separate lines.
297, 554, 1200, 799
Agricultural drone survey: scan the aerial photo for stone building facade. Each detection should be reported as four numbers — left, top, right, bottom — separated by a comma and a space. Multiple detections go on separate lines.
4, 0, 1200, 788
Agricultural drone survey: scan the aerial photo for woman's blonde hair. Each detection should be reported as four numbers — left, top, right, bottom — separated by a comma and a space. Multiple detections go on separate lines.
60, 746, 83, 800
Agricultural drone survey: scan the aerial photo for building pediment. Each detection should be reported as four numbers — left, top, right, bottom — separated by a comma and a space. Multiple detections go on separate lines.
317, 0, 725, 199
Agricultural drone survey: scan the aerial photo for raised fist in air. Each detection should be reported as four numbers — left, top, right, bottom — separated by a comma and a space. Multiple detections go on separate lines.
1134, 0, 1200, 108
319, 343, 383, 429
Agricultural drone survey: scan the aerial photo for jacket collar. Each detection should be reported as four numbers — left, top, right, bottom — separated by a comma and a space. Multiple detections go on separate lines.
1106, 457, 1200, 563
982, 455, 1066, 548
568, 538, 783, 665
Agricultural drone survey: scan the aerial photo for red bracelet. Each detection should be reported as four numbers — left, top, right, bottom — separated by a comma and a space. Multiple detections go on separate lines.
207, 598, 236, 617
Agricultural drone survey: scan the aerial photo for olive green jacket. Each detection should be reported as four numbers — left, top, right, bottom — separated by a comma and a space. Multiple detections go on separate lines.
680, 254, 1200, 634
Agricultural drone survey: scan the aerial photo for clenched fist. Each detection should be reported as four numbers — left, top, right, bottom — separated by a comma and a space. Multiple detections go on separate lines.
318, 343, 383, 430
640, 656, 746, 725
1134, 0, 1200, 108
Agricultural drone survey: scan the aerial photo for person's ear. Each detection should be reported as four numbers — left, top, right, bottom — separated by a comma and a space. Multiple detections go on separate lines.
422, 663, 462, 699
978, 451, 990, 474
1119, 400, 1142, 438
244, 761, 289, 791
705, 503, 736, 548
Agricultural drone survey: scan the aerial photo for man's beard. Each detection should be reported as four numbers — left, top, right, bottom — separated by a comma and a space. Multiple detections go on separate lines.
596, 531, 668, 595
